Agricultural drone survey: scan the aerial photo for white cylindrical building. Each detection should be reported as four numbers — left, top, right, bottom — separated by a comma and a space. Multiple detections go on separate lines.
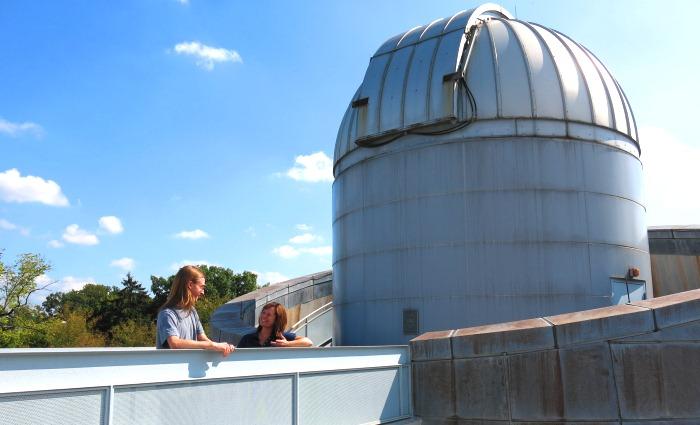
332, 4, 652, 345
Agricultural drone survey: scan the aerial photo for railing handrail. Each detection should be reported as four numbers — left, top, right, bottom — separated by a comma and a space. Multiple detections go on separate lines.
290, 301, 333, 331
0, 345, 409, 395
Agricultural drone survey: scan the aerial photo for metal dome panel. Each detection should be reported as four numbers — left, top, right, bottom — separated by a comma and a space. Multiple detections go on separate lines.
334, 4, 639, 169
404, 38, 439, 127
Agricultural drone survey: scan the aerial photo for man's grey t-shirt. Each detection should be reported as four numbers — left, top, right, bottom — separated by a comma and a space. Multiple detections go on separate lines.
156, 307, 204, 349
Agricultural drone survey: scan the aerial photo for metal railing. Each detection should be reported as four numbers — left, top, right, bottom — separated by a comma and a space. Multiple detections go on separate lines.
290, 302, 333, 346
0, 345, 411, 425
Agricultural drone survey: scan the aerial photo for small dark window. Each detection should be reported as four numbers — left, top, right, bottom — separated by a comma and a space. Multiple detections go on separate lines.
403, 309, 419, 335
611, 278, 647, 305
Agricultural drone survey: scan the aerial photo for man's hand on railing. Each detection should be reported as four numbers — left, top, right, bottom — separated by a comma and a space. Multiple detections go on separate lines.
167, 335, 235, 356
210, 341, 235, 356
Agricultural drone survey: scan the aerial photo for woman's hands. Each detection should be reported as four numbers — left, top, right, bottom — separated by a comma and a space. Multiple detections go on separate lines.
270, 336, 313, 347
270, 338, 291, 347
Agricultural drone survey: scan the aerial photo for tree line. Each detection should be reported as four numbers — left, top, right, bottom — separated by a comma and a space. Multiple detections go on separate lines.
0, 250, 258, 348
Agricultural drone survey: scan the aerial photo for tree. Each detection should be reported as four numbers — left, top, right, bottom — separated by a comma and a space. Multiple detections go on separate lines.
150, 275, 173, 312
116, 273, 150, 322
230, 270, 258, 299
1, 250, 52, 326
45, 311, 106, 348
0, 305, 52, 348
110, 320, 155, 347
198, 265, 258, 299
42, 283, 115, 318
41, 292, 65, 317
96, 273, 151, 333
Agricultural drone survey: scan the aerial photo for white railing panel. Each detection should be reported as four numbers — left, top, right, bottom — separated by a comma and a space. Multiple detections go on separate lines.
0, 388, 106, 425
114, 376, 293, 425
0, 346, 410, 425
299, 367, 402, 425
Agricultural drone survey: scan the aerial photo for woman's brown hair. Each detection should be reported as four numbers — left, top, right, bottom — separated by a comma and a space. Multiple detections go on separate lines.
161, 265, 204, 311
257, 301, 288, 339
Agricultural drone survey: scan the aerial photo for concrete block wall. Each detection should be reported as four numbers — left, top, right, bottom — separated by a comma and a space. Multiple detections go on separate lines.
410, 289, 700, 424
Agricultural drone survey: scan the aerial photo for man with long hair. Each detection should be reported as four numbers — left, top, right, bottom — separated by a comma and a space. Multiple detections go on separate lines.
156, 265, 233, 355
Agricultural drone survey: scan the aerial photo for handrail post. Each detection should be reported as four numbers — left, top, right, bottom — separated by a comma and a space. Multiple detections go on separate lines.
293, 372, 300, 425
106, 385, 114, 425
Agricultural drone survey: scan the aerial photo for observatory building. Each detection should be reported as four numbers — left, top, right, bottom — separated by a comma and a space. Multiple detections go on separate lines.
332, 4, 651, 345
4, 5, 700, 425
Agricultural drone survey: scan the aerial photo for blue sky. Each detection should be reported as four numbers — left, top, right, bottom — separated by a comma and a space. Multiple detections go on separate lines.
1, 0, 698, 299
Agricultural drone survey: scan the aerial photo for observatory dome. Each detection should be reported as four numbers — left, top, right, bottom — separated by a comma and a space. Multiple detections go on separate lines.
332, 4, 650, 346
334, 4, 638, 167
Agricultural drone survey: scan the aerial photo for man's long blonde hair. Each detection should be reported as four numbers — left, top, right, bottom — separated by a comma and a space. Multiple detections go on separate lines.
161, 265, 204, 311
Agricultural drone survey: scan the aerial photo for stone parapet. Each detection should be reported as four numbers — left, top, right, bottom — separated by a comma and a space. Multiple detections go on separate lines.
410, 289, 700, 424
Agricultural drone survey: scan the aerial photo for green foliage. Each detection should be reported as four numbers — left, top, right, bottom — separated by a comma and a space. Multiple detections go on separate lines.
1, 250, 52, 325
0, 306, 52, 348
150, 275, 173, 312
110, 319, 155, 347
116, 273, 151, 321
1, 252, 259, 348
43, 283, 116, 318
45, 311, 106, 348
95, 273, 151, 334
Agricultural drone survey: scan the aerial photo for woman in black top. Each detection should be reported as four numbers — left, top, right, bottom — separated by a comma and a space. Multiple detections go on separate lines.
238, 302, 313, 348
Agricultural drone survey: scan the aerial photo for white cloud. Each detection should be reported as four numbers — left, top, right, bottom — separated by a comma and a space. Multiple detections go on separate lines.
272, 245, 300, 259
0, 168, 69, 206
29, 274, 94, 305
0, 218, 30, 236
169, 259, 217, 272
99, 216, 124, 234
0, 117, 43, 138
285, 151, 334, 183
48, 239, 64, 248
640, 126, 700, 226
272, 244, 332, 259
289, 233, 322, 244
110, 257, 135, 271
57, 276, 93, 292
174, 229, 210, 240
62, 224, 99, 246
254, 271, 289, 285
296, 224, 312, 231
34, 274, 53, 287
175, 0, 188, 4
173, 41, 242, 70
245, 226, 256, 237
0, 218, 16, 230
